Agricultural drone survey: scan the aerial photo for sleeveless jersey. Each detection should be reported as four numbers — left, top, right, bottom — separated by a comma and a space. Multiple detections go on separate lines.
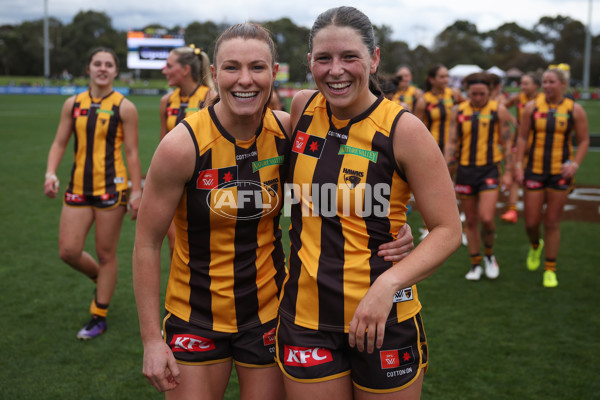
165, 106, 289, 333
525, 96, 575, 175
68, 90, 129, 196
391, 85, 418, 111
165, 85, 212, 132
422, 87, 455, 151
455, 100, 503, 167
517, 92, 543, 122
278, 92, 420, 333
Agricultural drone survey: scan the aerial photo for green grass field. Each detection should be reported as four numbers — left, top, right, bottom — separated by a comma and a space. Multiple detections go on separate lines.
0, 94, 598, 399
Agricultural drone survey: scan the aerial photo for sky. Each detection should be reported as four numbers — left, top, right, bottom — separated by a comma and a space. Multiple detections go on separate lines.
1, 0, 598, 49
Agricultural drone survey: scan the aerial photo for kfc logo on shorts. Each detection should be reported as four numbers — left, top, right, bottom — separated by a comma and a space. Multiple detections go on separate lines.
380, 347, 415, 369
455, 184, 472, 194
263, 328, 275, 346
284, 345, 333, 367
525, 180, 543, 190
65, 192, 86, 203
558, 178, 568, 186
485, 178, 497, 186
170, 334, 216, 352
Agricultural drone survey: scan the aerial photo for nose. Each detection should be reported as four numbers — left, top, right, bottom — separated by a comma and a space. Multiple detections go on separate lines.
330, 58, 344, 76
239, 67, 253, 85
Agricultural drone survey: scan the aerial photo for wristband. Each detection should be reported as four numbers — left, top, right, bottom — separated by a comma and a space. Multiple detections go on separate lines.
45, 173, 58, 181
129, 191, 142, 203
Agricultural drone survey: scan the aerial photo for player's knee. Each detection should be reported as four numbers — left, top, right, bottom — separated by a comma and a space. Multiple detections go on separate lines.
59, 246, 81, 264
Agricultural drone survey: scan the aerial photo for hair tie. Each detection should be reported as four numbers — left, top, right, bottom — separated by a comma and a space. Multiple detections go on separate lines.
189, 44, 202, 55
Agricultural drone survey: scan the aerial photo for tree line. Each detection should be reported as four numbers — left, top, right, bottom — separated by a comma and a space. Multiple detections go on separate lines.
1, 10, 598, 87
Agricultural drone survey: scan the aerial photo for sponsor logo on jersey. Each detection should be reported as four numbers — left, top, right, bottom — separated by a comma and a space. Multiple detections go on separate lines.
97, 109, 114, 116
293, 131, 326, 158
170, 334, 216, 352
338, 145, 378, 163
196, 166, 238, 190
252, 155, 285, 172
327, 130, 348, 140
380, 346, 415, 370
284, 345, 333, 367
393, 287, 413, 303
73, 107, 89, 118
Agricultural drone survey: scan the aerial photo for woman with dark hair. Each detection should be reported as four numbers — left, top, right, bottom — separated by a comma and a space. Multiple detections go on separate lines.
276, 7, 462, 399
514, 68, 589, 288
414, 64, 465, 152
44, 47, 143, 340
444, 72, 513, 281
501, 72, 542, 224
134, 21, 415, 398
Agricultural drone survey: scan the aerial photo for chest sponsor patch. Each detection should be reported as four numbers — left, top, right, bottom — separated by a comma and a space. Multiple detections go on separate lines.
338, 145, 378, 163
196, 166, 238, 190
292, 131, 326, 158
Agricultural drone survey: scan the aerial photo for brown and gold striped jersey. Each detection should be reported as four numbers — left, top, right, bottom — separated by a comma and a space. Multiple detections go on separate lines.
525, 96, 575, 175
68, 90, 129, 196
165, 85, 212, 133
279, 92, 421, 333
165, 106, 289, 333
455, 100, 503, 167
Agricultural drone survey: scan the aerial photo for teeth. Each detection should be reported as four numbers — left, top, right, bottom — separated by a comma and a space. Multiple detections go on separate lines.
328, 82, 350, 89
233, 92, 258, 98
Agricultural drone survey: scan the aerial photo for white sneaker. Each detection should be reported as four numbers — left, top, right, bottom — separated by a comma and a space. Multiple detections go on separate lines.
484, 255, 499, 279
419, 228, 429, 241
465, 265, 483, 281
462, 232, 468, 246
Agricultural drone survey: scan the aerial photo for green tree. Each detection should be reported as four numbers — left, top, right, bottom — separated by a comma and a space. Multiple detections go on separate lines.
374, 24, 411, 75
432, 20, 486, 68
184, 21, 225, 60
534, 15, 588, 80
60, 11, 123, 77
263, 18, 309, 83
484, 22, 540, 69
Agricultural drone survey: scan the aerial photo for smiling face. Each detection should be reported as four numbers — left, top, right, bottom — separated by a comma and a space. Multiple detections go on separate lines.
212, 37, 277, 122
87, 51, 118, 89
162, 52, 189, 87
542, 70, 567, 103
308, 25, 379, 120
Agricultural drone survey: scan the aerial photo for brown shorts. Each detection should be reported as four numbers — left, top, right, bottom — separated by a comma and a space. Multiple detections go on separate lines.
276, 313, 428, 393
524, 171, 573, 192
63, 190, 128, 210
163, 313, 277, 367
455, 164, 501, 197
